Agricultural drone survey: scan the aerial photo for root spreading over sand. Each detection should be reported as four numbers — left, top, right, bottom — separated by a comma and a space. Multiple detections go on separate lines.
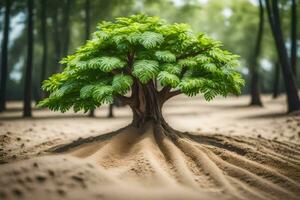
0, 123, 299, 200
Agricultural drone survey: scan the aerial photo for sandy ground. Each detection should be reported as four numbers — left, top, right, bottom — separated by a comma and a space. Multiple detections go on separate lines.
0, 95, 299, 200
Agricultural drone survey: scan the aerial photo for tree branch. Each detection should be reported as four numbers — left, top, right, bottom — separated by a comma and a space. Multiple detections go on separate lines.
164, 90, 182, 101
158, 86, 171, 100
115, 94, 132, 105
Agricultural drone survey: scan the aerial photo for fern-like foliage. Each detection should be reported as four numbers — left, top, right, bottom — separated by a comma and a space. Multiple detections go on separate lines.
88, 57, 126, 72
39, 14, 244, 112
157, 71, 180, 88
132, 60, 159, 84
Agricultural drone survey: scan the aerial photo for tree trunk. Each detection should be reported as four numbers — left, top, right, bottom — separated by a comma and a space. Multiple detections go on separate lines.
88, 109, 94, 117
291, 0, 297, 76
272, 60, 280, 99
39, 0, 47, 99
108, 104, 114, 118
85, 0, 95, 117
0, 0, 11, 112
23, 0, 34, 117
250, 0, 264, 106
265, 0, 300, 112
131, 82, 164, 128
52, 4, 61, 74
62, 0, 71, 57
85, 0, 90, 41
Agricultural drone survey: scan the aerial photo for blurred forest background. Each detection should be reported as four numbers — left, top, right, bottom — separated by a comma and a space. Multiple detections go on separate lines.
0, 0, 299, 115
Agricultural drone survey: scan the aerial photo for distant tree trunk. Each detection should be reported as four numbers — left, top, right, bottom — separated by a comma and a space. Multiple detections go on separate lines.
52, 5, 61, 73
62, 0, 71, 57
265, 0, 300, 112
85, 0, 90, 41
272, 60, 280, 99
108, 104, 114, 118
39, 0, 47, 99
0, 0, 11, 112
291, 0, 297, 76
250, 0, 264, 106
23, 0, 34, 117
85, 0, 95, 117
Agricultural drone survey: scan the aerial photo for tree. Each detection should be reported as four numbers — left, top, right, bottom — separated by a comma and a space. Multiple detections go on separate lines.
291, 0, 297, 76
272, 60, 280, 98
265, 0, 300, 112
108, 103, 114, 118
84, 0, 95, 117
39, 0, 48, 99
62, 0, 71, 57
249, 0, 264, 106
84, 0, 90, 42
23, 0, 34, 117
51, 3, 61, 74
39, 14, 243, 132
0, 0, 11, 112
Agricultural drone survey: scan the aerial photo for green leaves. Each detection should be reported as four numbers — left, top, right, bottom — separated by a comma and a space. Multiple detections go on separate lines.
92, 85, 114, 104
49, 82, 79, 98
178, 78, 218, 100
39, 14, 244, 113
132, 60, 159, 84
178, 78, 204, 97
155, 51, 176, 62
161, 63, 182, 75
112, 74, 133, 94
139, 32, 164, 49
88, 57, 125, 72
80, 85, 96, 99
178, 57, 198, 68
157, 71, 180, 88
42, 73, 68, 92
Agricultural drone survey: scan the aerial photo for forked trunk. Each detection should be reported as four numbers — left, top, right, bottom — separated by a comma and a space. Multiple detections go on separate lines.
131, 83, 164, 127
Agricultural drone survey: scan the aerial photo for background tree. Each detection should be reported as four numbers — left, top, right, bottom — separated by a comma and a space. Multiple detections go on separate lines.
51, 3, 61, 74
39, 0, 47, 99
84, 0, 95, 117
0, 0, 11, 112
39, 15, 244, 131
290, 0, 297, 76
108, 104, 114, 118
62, 0, 71, 57
265, 0, 300, 112
272, 60, 280, 98
23, 0, 34, 117
249, 0, 264, 106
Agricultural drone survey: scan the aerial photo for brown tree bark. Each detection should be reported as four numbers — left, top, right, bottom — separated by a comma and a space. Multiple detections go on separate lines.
291, 0, 297, 76
52, 4, 61, 74
107, 104, 114, 118
85, 0, 90, 41
39, 0, 48, 99
0, 0, 11, 112
130, 82, 163, 127
272, 60, 280, 99
23, 0, 34, 117
85, 0, 96, 117
62, 0, 71, 57
250, 0, 264, 106
265, 0, 300, 112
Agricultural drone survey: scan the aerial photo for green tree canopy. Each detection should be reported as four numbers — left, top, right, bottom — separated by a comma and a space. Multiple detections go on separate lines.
39, 14, 244, 114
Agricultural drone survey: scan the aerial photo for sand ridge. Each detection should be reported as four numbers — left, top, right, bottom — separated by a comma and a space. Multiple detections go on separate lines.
1, 123, 299, 200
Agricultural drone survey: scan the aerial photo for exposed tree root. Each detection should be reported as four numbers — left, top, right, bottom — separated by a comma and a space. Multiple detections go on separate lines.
44, 122, 300, 200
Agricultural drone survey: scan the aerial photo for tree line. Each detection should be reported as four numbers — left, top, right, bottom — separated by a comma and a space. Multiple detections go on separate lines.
0, 0, 117, 117
250, 0, 299, 112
